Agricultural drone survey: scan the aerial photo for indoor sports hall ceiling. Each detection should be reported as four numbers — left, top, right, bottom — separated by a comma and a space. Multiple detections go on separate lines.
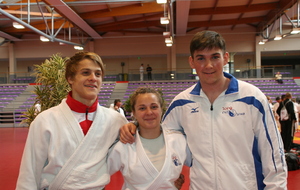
0, 0, 298, 47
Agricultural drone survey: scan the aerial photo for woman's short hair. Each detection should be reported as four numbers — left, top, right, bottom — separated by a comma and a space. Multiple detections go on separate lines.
130, 87, 165, 113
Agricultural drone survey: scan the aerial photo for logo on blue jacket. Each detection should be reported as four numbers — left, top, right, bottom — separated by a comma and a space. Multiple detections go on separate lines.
191, 107, 199, 113
222, 106, 245, 117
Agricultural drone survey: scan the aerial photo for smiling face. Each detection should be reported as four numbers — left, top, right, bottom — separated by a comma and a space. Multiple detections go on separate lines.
67, 58, 102, 106
132, 93, 162, 138
189, 47, 229, 86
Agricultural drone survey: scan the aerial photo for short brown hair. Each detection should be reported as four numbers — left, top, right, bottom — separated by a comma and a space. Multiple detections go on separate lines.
65, 51, 105, 81
285, 92, 292, 99
190, 30, 226, 58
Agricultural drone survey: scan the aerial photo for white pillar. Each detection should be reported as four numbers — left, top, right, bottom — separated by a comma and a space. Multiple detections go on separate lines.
255, 36, 262, 78
167, 39, 176, 80
8, 42, 16, 83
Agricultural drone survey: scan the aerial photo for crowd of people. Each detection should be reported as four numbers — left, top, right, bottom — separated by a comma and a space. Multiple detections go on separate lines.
16, 30, 293, 189
268, 93, 300, 153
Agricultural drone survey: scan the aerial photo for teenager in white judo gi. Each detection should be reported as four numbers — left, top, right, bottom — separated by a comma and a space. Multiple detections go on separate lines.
120, 31, 287, 189
107, 87, 188, 189
16, 52, 128, 190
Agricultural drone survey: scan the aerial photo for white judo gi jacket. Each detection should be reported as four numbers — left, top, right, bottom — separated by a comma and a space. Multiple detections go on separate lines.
107, 128, 187, 190
16, 99, 128, 190
162, 72, 287, 190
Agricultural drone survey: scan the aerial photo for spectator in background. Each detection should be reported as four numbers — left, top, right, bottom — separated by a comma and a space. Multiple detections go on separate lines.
292, 98, 299, 135
297, 98, 300, 132
146, 64, 152, 80
16, 52, 128, 190
120, 30, 287, 189
292, 98, 300, 123
110, 99, 126, 117
277, 92, 296, 153
273, 96, 283, 131
34, 102, 41, 115
275, 71, 283, 84
140, 64, 144, 81
266, 95, 273, 110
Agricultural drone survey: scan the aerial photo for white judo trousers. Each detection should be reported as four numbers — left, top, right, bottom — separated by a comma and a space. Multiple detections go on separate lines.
107, 128, 187, 190
16, 99, 128, 190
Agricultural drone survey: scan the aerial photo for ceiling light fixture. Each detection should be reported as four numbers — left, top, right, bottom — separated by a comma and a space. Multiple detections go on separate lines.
165, 37, 172, 44
156, 0, 167, 4
160, 17, 169, 24
258, 37, 268, 45
40, 36, 50, 42
13, 22, 25, 29
13, 3, 25, 29
274, 35, 282, 40
163, 31, 170, 37
290, 28, 300, 34
74, 46, 84, 50
165, 37, 173, 47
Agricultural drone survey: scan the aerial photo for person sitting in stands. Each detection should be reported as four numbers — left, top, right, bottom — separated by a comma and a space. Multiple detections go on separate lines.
275, 71, 283, 84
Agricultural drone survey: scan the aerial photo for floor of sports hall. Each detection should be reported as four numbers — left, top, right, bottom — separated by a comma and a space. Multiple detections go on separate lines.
0, 127, 299, 190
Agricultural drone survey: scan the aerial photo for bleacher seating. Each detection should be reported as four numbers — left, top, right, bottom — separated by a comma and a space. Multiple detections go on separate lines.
12, 77, 33, 83
98, 82, 115, 106
103, 75, 117, 81
0, 85, 27, 111
1, 78, 300, 127
124, 79, 300, 105
1, 79, 299, 112
16, 82, 116, 109
0, 85, 28, 126
243, 79, 300, 101
124, 81, 198, 106
14, 95, 36, 113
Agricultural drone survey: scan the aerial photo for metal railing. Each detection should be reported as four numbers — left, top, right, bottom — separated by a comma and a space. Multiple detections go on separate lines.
0, 66, 299, 84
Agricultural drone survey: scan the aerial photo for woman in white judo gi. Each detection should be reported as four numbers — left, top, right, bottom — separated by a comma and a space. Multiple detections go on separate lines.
107, 87, 187, 190
16, 52, 128, 190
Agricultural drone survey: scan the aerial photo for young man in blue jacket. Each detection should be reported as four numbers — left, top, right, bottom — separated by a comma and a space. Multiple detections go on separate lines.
121, 30, 287, 190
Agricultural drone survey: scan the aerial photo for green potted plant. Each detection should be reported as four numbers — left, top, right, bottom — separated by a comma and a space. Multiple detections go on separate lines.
22, 53, 70, 126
